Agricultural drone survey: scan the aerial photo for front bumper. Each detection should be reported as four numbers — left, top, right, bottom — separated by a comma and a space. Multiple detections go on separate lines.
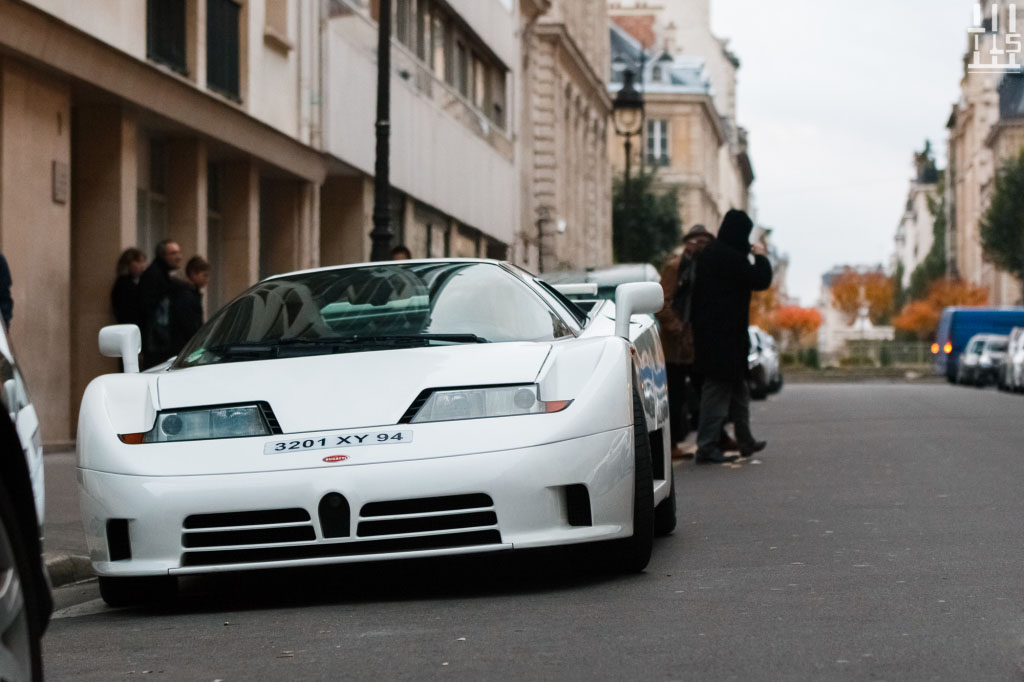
79, 428, 635, 577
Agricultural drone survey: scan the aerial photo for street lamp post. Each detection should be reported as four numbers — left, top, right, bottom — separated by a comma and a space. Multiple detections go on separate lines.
370, 0, 393, 261
612, 69, 644, 261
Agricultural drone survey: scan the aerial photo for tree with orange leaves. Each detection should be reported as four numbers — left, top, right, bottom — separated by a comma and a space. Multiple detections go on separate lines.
749, 286, 779, 332
773, 305, 823, 350
829, 270, 894, 324
892, 278, 989, 339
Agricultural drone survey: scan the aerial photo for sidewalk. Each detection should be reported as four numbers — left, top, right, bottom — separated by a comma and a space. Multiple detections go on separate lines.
42, 451, 93, 586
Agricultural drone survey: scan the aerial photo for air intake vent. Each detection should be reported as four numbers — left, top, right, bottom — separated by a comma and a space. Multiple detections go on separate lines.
258, 401, 283, 434
565, 485, 592, 527
184, 508, 310, 529
398, 390, 432, 424
107, 519, 132, 561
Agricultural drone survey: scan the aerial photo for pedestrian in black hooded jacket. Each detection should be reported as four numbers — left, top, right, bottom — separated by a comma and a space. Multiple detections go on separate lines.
691, 209, 772, 463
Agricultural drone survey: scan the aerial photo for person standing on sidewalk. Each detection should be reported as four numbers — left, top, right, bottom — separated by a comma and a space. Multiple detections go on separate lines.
138, 239, 183, 369
691, 209, 772, 464
658, 225, 712, 458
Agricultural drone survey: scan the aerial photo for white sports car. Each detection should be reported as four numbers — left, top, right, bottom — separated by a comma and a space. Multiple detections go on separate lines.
78, 259, 674, 606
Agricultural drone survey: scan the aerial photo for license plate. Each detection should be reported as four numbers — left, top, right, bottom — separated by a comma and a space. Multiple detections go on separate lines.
263, 430, 413, 455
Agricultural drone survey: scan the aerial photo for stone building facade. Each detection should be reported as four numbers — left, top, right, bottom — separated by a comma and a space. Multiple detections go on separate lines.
517, 0, 613, 272
0, 0, 523, 445
892, 149, 939, 287
946, 0, 1024, 304
606, 0, 752, 234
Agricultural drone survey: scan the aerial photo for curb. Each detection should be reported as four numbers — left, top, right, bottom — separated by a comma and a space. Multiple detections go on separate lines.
44, 553, 93, 587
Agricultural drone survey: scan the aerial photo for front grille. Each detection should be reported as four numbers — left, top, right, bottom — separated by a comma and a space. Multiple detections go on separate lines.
181, 530, 502, 566
361, 493, 494, 517
358, 511, 498, 537
179, 494, 503, 568
184, 508, 309, 529
181, 507, 315, 552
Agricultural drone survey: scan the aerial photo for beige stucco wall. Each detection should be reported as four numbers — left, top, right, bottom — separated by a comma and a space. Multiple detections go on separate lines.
21, 0, 146, 59
326, 12, 518, 246
0, 58, 72, 444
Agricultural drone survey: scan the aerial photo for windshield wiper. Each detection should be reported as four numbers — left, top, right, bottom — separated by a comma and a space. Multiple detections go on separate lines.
342, 334, 489, 345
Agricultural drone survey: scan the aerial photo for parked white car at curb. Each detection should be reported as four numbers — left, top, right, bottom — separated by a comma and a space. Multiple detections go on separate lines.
78, 259, 675, 607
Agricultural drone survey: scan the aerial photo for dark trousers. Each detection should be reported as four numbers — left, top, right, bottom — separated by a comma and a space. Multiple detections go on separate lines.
696, 377, 755, 457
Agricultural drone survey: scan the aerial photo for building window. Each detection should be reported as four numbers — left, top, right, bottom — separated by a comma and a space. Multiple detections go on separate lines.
146, 0, 187, 74
490, 69, 506, 129
395, 0, 416, 51
647, 119, 670, 166
455, 41, 469, 96
207, 0, 241, 100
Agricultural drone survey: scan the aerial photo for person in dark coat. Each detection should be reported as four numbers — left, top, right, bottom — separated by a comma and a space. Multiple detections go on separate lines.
691, 209, 773, 464
138, 239, 183, 369
0, 252, 12, 329
170, 256, 209, 354
110, 248, 147, 328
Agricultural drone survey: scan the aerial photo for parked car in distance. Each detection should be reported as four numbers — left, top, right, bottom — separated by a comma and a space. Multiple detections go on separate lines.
997, 327, 1024, 391
957, 333, 1009, 386
934, 307, 1024, 382
747, 326, 782, 399
0, 323, 51, 682
1007, 327, 1024, 393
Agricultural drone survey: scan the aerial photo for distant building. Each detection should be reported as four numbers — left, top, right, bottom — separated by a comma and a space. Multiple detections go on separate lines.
892, 147, 940, 287
946, 1, 1024, 304
517, 0, 613, 272
606, 0, 752, 234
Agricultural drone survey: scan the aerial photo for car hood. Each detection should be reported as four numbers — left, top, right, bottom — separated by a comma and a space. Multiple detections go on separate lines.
156, 342, 552, 432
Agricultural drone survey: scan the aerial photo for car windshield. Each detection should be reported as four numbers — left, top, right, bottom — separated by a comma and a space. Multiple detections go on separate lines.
969, 339, 986, 354
988, 339, 1008, 351
174, 262, 573, 368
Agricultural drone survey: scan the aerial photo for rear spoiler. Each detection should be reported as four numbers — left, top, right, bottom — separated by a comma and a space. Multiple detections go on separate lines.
552, 283, 598, 297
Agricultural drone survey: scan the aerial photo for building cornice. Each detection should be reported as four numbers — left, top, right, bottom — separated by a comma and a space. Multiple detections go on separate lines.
985, 117, 1024, 148
533, 22, 611, 111
0, 0, 327, 182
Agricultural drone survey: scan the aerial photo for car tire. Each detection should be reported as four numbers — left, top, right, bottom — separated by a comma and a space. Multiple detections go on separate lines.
0, 480, 43, 682
596, 390, 654, 573
654, 466, 677, 537
98, 575, 178, 608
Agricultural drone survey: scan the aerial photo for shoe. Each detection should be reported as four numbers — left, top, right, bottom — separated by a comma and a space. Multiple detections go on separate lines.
695, 451, 739, 464
738, 440, 767, 458
671, 446, 693, 460
718, 436, 740, 452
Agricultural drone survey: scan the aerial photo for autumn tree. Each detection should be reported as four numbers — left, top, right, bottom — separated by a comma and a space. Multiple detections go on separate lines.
892, 278, 989, 339
749, 285, 779, 332
773, 306, 823, 350
829, 270, 894, 324
980, 151, 1024, 302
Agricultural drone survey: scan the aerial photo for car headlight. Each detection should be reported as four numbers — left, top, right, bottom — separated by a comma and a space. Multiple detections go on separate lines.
747, 353, 759, 368
120, 404, 272, 444
409, 385, 571, 424
980, 356, 992, 367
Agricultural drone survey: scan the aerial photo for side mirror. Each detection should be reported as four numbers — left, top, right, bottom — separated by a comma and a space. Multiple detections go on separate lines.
614, 282, 664, 339
99, 325, 142, 374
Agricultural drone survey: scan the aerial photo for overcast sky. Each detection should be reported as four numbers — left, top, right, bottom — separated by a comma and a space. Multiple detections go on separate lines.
709, 0, 971, 306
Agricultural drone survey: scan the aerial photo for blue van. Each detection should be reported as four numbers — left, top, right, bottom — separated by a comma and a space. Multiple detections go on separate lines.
934, 307, 1024, 381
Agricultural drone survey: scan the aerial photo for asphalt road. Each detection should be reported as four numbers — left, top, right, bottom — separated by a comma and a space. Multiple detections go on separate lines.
42, 383, 1024, 681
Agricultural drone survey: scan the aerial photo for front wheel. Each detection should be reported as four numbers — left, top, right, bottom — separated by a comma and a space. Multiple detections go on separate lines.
595, 391, 654, 573
98, 575, 178, 608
